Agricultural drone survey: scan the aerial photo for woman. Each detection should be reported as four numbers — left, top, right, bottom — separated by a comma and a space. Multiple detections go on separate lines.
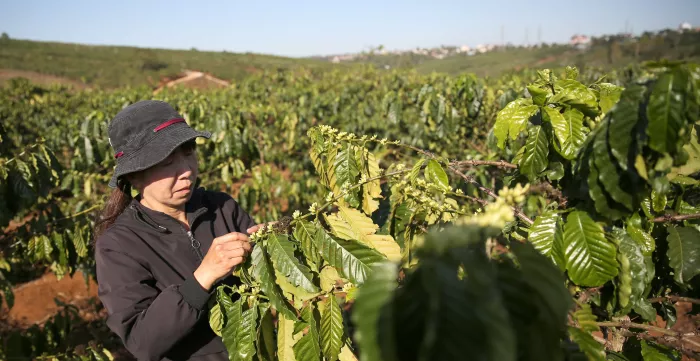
94, 100, 261, 361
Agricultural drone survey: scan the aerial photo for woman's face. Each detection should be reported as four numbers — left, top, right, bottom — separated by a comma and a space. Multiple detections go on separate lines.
129, 142, 199, 210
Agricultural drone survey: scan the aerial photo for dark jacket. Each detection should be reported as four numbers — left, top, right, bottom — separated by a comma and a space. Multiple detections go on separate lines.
95, 187, 257, 361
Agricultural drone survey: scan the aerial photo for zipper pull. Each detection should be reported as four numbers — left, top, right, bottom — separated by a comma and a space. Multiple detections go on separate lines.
187, 231, 204, 260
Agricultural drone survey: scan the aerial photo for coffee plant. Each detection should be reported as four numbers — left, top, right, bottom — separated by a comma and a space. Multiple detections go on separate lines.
210, 62, 700, 361
1, 62, 699, 360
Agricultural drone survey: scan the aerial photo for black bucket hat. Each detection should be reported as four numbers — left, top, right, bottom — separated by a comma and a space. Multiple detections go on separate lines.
107, 100, 211, 188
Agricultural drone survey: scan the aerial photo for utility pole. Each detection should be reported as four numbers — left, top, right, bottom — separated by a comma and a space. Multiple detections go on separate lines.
525, 27, 529, 46
501, 25, 505, 49
537, 25, 542, 45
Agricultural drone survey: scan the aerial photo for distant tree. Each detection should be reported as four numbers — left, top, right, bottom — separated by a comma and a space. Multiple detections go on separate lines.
0, 32, 9, 41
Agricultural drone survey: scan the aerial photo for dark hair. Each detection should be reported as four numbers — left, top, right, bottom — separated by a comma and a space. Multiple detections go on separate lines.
94, 179, 133, 243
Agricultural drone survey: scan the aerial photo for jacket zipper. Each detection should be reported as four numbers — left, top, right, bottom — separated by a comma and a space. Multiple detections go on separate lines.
186, 230, 204, 261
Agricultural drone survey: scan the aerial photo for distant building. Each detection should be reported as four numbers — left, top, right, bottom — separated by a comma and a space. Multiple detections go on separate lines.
680, 22, 692, 31
457, 45, 471, 53
570, 34, 591, 50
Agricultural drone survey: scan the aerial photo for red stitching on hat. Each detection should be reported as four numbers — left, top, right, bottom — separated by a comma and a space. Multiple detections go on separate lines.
114, 151, 124, 159
153, 118, 186, 132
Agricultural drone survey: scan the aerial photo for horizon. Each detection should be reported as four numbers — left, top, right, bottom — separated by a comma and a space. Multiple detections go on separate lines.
3, 0, 700, 58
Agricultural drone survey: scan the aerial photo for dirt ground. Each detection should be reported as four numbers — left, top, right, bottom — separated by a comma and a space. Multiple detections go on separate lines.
2, 272, 135, 360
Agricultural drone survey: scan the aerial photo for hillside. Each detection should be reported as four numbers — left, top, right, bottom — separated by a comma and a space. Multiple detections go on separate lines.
1, 29, 698, 88
338, 29, 700, 77
0, 38, 342, 88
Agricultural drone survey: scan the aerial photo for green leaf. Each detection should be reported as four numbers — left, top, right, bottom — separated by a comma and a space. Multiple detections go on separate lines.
647, 71, 687, 153
319, 266, 340, 292
528, 211, 565, 269
494, 98, 539, 148
333, 144, 361, 208
607, 351, 631, 361
549, 79, 600, 117
293, 304, 321, 361
565, 66, 579, 80
510, 241, 572, 328
294, 220, 322, 268
666, 226, 700, 285
306, 221, 384, 284
563, 211, 619, 286
634, 299, 657, 322
568, 327, 606, 361
640, 340, 681, 361
606, 85, 645, 171
0, 280, 13, 309
267, 233, 319, 293
237, 301, 259, 361
278, 313, 298, 361
209, 297, 224, 337
651, 190, 667, 213
545, 106, 585, 160
390, 201, 413, 249
585, 143, 626, 220
573, 304, 599, 333
360, 151, 382, 215
458, 244, 517, 361
320, 295, 344, 361
257, 304, 277, 361
250, 244, 298, 319
352, 262, 397, 361
527, 85, 549, 106
615, 229, 647, 313
593, 121, 635, 211
84, 137, 94, 165
597, 83, 624, 115
30, 235, 53, 262
545, 161, 565, 181
507, 241, 572, 361
627, 225, 656, 257
424, 160, 449, 191
325, 206, 401, 261
393, 257, 482, 361
409, 159, 426, 182
519, 125, 549, 181
219, 291, 242, 360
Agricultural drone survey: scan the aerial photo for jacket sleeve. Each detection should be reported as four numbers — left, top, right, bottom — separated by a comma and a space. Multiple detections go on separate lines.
96, 235, 212, 361
222, 195, 257, 232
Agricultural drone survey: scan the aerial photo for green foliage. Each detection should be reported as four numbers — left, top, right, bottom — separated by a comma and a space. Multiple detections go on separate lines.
4, 61, 700, 360
563, 211, 618, 287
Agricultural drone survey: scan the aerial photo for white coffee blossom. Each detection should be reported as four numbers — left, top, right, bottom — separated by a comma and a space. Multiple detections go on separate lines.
326, 191, 335, 202
292, 210, 301, 219
309, 202, 319, 213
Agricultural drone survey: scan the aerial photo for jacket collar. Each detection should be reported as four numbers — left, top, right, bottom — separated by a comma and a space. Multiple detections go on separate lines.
128, 187, 209, 233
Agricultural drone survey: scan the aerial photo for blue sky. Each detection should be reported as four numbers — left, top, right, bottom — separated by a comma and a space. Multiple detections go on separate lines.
2, 0, 699, 57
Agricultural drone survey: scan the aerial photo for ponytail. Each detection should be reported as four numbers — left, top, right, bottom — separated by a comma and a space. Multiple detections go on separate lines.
94, 179, 133, 243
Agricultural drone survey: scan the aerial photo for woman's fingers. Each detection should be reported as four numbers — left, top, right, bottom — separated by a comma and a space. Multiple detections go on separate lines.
218, 247, 247, 260
246, 221, 279, 235
215, 240, 252, 252
225, 256, 245, 267
214, 232, 249, 244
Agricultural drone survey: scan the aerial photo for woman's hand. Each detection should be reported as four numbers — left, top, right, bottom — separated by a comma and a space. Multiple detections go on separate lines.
193, 232, 253, 291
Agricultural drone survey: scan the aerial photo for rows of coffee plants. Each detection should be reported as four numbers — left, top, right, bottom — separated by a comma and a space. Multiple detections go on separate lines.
1, 62, 698, 360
